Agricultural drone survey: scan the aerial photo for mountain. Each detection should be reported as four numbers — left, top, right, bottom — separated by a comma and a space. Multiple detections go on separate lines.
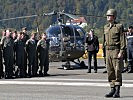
0, 0, 132, 42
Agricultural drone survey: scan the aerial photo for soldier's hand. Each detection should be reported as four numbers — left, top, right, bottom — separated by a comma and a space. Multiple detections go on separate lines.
117, 52, 123, 59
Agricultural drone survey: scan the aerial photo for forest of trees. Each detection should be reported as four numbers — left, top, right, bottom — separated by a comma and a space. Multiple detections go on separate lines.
0, 0, 132, 42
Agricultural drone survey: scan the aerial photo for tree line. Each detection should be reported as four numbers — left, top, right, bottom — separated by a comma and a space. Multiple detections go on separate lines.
0, 0, 132, 42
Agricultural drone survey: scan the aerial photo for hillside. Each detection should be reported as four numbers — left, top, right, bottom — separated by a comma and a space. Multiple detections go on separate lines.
0, 0, 132, 42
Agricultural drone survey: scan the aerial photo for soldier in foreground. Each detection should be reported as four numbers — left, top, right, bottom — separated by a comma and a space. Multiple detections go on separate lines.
104, 9, 125, 98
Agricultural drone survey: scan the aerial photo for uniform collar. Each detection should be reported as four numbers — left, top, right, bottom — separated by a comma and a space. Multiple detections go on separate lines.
107, 21, 117, 27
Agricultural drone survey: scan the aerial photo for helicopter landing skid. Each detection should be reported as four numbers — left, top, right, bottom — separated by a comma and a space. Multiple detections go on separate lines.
62, 61, 74, 70
62, 59, 87, 70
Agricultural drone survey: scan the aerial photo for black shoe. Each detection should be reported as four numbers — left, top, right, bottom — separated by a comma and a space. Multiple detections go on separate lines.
103, 70, 107, 73
122, 68, 128, 73
105, 87, 116, 98
87, 71, 91, 73
128, 69, 133, 73
113, 86, 120, 98
44, 73, 50, 76
94, 70, 97, 73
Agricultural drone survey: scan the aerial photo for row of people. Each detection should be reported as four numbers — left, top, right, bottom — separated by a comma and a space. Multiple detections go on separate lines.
0, 27, 49, 79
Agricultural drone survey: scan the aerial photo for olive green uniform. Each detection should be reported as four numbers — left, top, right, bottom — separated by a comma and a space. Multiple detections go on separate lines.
104, 22, 125, 87
1, 36, 14, 78
37, 39, 49, 76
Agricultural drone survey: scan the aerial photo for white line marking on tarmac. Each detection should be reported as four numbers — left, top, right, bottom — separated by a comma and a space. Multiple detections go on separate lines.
17, 78, 133, 82
0, 81, 133, 87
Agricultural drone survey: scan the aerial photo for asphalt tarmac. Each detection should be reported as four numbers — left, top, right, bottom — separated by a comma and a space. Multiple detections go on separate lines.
0, 59, 133, 100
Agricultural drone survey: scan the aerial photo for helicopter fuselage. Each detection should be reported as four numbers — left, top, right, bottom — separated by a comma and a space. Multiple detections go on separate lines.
46, 24, 86, 62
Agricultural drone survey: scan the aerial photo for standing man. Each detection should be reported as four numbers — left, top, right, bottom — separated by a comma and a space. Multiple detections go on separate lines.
104, 9, 125, 98
86, 29, 99, 73
126, 26, 133, 73
1, 30, 14, 79
22, 27, 29, 77
14, 32, 25, 78
37, 33, 50, 76
26, 32, 37, 77
0, 40, 3, 79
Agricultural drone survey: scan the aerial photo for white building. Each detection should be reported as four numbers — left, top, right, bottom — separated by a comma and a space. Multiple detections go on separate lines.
66, 17, 88, 28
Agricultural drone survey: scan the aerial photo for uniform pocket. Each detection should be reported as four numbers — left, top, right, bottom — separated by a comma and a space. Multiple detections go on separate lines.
112, 33, 120, 42
113, 49, 120, 59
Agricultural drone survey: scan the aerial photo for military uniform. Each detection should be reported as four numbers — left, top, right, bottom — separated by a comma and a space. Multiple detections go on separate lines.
1, 36, 14, 78
104, 22, 125, 87
26, 38, 37, 77
0, 42, 3, 78
104, 9, 125, 98
37, 39, 49, 76
22, 33, 29, 77
14, 39, 25, 77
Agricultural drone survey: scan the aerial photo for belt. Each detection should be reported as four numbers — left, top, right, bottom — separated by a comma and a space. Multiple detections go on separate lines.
106, 46, 120, 50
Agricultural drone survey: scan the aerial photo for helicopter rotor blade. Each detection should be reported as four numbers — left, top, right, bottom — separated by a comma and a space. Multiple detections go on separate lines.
0, 14, 38, 22
43, 10, 57, 16
61, 12, 79, 19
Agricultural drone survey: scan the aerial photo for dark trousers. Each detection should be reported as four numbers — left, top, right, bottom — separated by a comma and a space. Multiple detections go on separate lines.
0, 50, 3, 77
127, 45, 133, 69
88, 51, 97, 72
27, 54, 37, 76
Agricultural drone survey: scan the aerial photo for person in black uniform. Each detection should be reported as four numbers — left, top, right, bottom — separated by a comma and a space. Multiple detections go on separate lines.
0, 30, 6, 79
0, 39, 3, 79
26, 32, 37, 77
1, 29, 14, 79
22, 27, 29, 77
37, 33, 50, 76
14, 32, 25, 78
86, 29, 99, 73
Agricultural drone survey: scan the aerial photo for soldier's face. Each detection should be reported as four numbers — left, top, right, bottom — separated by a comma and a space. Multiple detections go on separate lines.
17, 34, 21, 39
107, 15, 115, 22
128, 28, 133, 33
42, 34, 46, 39
6, 30, 11, 37
22, 30, 26, 33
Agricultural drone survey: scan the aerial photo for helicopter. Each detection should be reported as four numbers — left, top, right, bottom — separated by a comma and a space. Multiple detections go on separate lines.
0, 11, 87, 69
44, 11, 87, 69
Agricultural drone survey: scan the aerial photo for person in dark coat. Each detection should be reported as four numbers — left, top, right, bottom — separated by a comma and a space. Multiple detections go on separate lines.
26, 32, 37, 77
86, 29, 99, 73
1, 29, 14, 79
37, 33, 49, 76
126, 26, 133, 73
22, 27, 30, 77
0, 30, 6, 78
14, 32, 25, 78
0, 40, 3, 79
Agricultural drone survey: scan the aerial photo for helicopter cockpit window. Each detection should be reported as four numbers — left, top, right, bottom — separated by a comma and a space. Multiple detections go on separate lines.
46, 26, 61, 47
47, 26, 61, 37
76, 28, 84, 37
63, 26, 72, 36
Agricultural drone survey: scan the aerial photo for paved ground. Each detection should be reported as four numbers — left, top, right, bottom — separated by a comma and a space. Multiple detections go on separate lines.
0, 59, 133, 100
